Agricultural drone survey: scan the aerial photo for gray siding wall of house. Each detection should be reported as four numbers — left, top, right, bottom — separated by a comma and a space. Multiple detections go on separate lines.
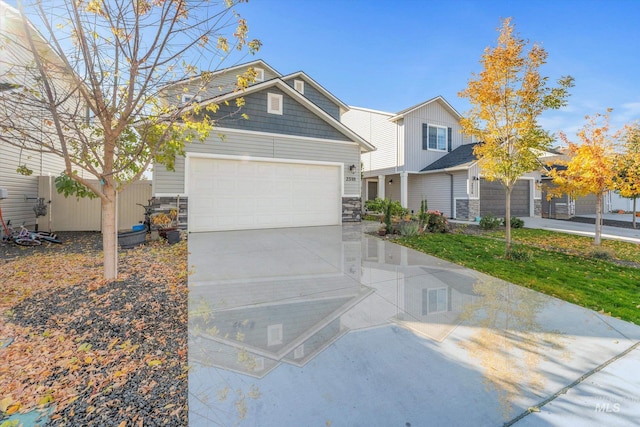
407, 173, 452, 217
161, 66, 280, 106
401, 102, 472, 172
283, 78, 340, 120
342, 108, 398, 174
209, 88, 350, 142
0, 141, 66, 229
153, 130, 361, 196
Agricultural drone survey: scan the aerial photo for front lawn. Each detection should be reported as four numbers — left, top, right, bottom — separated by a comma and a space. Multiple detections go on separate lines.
398, 229, 640, 324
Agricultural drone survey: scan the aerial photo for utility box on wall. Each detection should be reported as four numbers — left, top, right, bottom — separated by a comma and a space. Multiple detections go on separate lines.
0, 188, 8, 199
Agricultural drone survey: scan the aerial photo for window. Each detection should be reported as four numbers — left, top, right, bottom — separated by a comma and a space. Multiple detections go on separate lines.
267, 93, 283, 115
422, 124, 451, 151
422, 288, 448, 315
254, 67, 265, 82
294, 79, 304, 94
181, 94, 201, 104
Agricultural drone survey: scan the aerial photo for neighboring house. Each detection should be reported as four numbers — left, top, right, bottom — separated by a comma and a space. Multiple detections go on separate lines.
343, 97, 545, 220
0, 1, 66, 229
153, 60, 375, 232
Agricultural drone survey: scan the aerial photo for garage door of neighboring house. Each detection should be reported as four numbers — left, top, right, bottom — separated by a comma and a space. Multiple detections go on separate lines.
480, 179, 530, 217
188, 157, 342, 232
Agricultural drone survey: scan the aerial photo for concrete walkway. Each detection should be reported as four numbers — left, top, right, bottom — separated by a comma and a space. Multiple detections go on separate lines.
188, 224, 640, 426
522, 216, 640, 244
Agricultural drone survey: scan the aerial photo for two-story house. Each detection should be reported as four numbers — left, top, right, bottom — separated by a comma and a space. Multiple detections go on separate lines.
343, 96, 543, 220
152, 60, 375, 232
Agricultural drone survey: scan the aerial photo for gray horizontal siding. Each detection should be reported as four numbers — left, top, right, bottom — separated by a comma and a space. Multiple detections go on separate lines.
153, 131, 361, 196
283, 77, 340, 120
205, 88, 350, 141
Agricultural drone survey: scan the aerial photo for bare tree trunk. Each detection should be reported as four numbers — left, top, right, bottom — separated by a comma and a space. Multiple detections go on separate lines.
505, 186, 512, 257
101, 183, 118, 279
594, 193, 603, 246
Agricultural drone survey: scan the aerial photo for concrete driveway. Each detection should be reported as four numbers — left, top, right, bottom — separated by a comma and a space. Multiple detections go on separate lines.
188, 225, 640, 426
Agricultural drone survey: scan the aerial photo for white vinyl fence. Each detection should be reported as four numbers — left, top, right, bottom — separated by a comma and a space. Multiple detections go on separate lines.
37, 176, 152, 232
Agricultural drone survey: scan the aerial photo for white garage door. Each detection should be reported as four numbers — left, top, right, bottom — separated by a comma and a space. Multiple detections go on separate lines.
188, 157, 342, 232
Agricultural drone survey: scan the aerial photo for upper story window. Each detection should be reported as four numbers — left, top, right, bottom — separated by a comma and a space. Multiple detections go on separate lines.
181, 94, 201, 104
267, 92, 283, 115
294, 79, 304, 94
422, 124, 451, 151
254, 67, 265, 82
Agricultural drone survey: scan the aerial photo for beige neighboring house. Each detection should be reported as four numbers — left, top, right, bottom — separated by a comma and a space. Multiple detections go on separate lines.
0, 1, 66, 229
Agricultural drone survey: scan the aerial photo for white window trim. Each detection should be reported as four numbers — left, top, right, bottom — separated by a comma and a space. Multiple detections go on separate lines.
425, 124, 448, 152
294, 79, 304, 94
254, 67, 265, 82
267, 92, 283, 115
424, 287, 448, 315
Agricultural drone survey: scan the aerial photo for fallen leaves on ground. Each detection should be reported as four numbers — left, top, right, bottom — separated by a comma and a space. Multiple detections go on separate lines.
0, 235, 188, 426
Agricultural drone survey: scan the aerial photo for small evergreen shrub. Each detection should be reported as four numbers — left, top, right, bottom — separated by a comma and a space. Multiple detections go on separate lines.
508, 247, 533, 262
479, 214, 502, 230
503, 216, 525, 229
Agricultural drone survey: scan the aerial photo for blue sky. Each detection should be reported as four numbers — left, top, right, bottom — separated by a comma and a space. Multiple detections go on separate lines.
230, 0, 640, 143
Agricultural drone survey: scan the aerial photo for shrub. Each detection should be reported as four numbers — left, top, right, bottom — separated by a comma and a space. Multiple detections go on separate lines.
587, 247, 615, 260
364, 198, 408, 217
508, 247, 533, 262
479, 214, 502, 230
398, 221, 420, 237
503, 216, 524, 229
425, 210, 449, 233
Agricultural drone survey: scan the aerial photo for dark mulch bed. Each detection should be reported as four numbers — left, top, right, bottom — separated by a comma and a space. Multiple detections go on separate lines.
567, 216, 639, 229
1, 232, 188, 426
0, 231, 103, 260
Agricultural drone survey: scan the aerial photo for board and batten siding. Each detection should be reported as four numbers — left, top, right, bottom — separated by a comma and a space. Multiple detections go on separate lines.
341, 107, 397, 175
160, 66, 280, 107
401, 101, 471, 172
0, 141, 66, 229
153, 130, 361, 196
407, 173, 452, 217
283, 77, 341, 120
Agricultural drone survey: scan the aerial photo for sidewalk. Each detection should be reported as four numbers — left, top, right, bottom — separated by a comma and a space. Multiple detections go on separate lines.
522, 217, 640, 244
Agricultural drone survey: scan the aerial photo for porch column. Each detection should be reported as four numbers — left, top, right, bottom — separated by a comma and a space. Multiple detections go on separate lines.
377, 175, 385, 200
400, 171, 408, 208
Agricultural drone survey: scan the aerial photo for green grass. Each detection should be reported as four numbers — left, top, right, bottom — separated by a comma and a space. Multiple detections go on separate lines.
399, 232, 640, 324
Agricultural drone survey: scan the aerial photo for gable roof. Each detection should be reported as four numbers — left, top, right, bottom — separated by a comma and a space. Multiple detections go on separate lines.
281, 71, 350, 113
159, 59, 281, 92
389, 96, 462, 122
196, 78, 375, 152
420, 143, 479, 172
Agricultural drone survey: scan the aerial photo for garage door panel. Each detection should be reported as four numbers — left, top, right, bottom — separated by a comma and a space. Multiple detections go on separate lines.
480, 179, 530, 217
189, 158, 341, 232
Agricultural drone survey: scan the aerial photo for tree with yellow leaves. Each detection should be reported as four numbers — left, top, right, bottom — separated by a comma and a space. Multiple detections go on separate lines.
547, 111, 618, 245
459, 17, 573, 256
615, 123, 640, 228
